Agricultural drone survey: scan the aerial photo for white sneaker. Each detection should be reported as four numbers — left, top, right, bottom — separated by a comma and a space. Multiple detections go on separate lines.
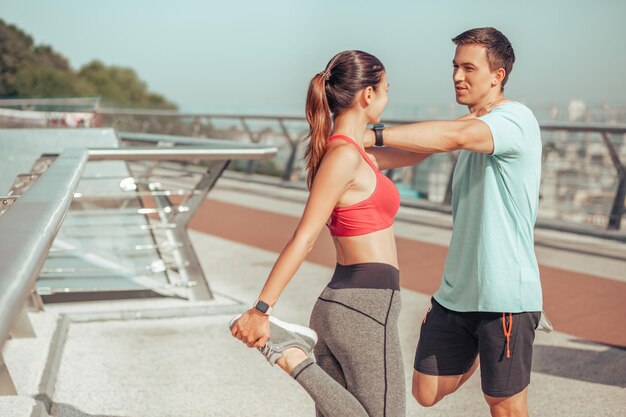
229, 314, 317, 365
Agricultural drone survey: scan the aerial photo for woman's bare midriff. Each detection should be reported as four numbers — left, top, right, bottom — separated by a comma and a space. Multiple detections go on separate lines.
331, 226, 398, 268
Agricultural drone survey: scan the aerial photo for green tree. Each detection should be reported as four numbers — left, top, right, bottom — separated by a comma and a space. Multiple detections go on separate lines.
14, 64, 95, 98
78, 60, 176, 109
33, 45, 71, 71
0, 18, 176, 109
0, 19, 37, 96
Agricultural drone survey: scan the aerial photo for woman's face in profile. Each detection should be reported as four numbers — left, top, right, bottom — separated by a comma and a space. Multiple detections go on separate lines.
366, 72, 389, 124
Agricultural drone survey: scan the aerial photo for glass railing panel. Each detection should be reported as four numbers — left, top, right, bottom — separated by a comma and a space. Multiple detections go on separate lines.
39, 162, 170, 296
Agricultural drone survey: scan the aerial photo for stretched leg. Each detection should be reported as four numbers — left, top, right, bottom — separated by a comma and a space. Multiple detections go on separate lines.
412, 298, 480, 407
412, 358, 479, 407
289, 356, 369, 417
283, 291, 374, 417
311, 340, 348, 417
301, 286, 405, 417
276, 333, 347, 417
266, 264, 405, 417
261, 320, 369, 417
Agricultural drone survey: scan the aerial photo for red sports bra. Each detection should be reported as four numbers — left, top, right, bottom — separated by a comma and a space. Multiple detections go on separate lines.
326, 135, 400, 237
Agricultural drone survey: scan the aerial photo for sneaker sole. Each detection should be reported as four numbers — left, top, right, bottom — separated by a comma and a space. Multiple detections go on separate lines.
268, 315, 318, 345
229, 314, 318, 345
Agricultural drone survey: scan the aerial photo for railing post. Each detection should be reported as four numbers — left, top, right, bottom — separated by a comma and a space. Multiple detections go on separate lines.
28, 287, 45, 312
601, 133, 626, 230
609, 178, 626, 230
240, 118, 259, 175
278, 119, 300, 182
10, 305, 36, 338
144, 159, 232, 301
0, 352, 17, 395
175, 160, 231, 301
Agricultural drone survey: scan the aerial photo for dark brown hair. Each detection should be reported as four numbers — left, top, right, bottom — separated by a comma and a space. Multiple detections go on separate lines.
452, 27, 515, 90
304, 50, 385, 189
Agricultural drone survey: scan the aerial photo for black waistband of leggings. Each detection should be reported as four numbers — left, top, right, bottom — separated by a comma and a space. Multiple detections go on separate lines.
328, 262, 400, 291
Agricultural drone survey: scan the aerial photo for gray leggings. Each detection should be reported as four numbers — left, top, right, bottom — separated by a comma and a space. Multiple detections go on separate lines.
289, 263, 405, 417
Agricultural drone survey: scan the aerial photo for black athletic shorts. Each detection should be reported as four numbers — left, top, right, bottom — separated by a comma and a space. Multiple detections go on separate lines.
414, 298, 541, 398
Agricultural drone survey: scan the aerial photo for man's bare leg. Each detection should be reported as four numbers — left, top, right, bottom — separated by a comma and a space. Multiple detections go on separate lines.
485, 387, 529, 417
411, 358, 479, 407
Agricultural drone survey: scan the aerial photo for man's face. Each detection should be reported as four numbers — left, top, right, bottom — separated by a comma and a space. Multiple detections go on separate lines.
453, 44, 497, 107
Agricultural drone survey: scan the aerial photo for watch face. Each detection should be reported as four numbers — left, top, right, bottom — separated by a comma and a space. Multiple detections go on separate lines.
255, 300, 269, 313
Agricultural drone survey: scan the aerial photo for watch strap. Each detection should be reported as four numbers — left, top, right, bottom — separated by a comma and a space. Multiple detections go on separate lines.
373, 124, 385, 146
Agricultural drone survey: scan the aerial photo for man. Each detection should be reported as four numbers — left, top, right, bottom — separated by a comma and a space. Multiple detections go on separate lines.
368, 27, 543, 416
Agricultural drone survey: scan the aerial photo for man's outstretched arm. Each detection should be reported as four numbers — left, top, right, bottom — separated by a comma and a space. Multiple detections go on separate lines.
382, 119, 494, 155
366, 147, 431, 171
365, 112, 488, 171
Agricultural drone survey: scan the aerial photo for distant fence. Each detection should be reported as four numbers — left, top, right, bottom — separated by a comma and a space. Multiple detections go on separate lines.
94, 109, 626, 233
1, 103, 624, 233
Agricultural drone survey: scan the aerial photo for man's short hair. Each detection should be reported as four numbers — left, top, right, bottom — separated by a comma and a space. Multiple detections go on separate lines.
452, 27, 515, 90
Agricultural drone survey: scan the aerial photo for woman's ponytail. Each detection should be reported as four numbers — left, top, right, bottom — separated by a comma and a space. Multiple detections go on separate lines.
304, 73, 332, 189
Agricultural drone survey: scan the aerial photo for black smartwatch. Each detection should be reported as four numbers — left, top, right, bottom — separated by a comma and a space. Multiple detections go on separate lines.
252, 299, 273, 315
372, 123, 385, 146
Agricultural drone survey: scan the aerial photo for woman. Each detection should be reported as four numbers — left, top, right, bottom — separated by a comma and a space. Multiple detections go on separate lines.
230, 50, 426, 417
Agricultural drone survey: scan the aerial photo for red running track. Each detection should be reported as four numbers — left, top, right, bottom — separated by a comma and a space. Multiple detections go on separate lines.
190, 199, 626, 347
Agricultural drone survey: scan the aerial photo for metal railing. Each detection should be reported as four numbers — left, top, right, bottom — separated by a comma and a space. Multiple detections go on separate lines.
0, 133, 277, 394
95, 109, 626, 234
537, 122, 626, 230
0, 148, 87, 394
0, 97, 101, 112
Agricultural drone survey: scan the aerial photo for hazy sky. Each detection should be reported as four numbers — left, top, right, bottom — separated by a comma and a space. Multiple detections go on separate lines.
2, 0, 625, 117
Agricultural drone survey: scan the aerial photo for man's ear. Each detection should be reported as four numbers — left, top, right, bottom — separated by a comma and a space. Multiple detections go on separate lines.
492, 68, 506, 87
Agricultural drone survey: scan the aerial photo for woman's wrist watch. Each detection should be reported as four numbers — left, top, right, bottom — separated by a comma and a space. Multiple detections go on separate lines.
372, 123, 385, 146
252, 299, 273, 315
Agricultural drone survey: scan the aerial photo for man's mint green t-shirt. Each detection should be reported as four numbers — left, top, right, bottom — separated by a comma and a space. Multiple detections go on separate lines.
433, 102, 543, 313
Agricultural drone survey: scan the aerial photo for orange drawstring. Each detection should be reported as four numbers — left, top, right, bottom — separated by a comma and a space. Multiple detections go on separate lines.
422, 306, 432, 324
502, 312, 513, 359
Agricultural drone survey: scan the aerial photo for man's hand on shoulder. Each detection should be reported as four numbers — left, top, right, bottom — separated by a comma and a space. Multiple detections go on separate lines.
477, 99, 511, 117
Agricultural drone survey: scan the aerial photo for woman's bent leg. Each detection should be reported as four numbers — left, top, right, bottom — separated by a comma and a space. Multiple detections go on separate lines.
293, 283, 405, 417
